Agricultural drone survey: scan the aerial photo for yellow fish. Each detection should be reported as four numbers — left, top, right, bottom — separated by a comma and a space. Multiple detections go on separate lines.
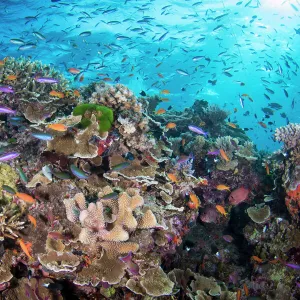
216, 184, 230, 191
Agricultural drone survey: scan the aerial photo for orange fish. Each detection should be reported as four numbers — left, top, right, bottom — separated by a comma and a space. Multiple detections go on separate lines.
157, 73, 164, 78
189, 193, 200, 209
160, 97, 169, 102
166, 122, 176, 129
68, 68, 81, 74
103, 77, 112, 81
181, 138, 186, 146
199, 178, 208, 185
227, 122, 237, 129
28, 214, 37, 228
236, 289, 242, 300
241, 93, 249, 97
18, 239, 33, 259
161, 89, 170, 94
216, 184, 230, 191
73, 90, 80, 97
258, 121, 267, 128
265, 162, 270, 175
79, 74, 84, 82
156, 62, 162, 68
47, 123, 68, 132
216, 205, 228, 216
234, 108, 238, 113
15, 192, 36, 204
243, 284, 249, 296
49, 91, 65, 98
220, 149, 230, 162
6, 75, 17, 80
251, 256, 263, 264
167, 173, 178, 183
155, 108, 166, 115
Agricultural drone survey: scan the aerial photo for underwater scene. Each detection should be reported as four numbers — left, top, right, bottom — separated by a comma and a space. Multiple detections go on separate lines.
0, 0, 300, 299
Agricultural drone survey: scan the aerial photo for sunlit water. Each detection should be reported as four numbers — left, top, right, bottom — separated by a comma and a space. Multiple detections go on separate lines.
1, 0, 299, 151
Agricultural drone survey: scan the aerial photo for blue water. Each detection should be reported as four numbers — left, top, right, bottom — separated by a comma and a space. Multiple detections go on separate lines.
1, 0, 299, 151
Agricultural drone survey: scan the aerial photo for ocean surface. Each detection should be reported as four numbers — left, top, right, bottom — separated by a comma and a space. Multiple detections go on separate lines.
1, 0, 299, 151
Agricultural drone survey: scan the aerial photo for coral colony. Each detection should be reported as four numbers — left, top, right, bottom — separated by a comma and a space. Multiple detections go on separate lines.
0, 57, 300, 299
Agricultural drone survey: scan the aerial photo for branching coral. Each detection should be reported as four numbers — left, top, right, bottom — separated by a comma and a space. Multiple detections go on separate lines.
235, 141, 258, 161
275, 123, 300, 150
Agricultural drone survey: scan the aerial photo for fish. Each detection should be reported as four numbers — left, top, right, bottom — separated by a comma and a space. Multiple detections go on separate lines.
167, 173, 178, 183
15, 192, 36, 204
229, 187, 250, 205
47, 123, 68, 132
0, 152, 20, 162
251, 256, 263, 263
283, 89, 288, 98
111, 162, 130, 171
70, 164, 89, 179
34, 77, 59, 84
6, 75, 17, 81
18, 239, 33, 259
47, 231, 70, 241
42, 165, 52, 181
161, 89, 170, 94
16, 166, 28, 183
79, 31, 91, 37
101, 192, 119, 200
0, 106, 16, 114
188, 193, 200, 209
31, 132, 54, 141
216, 205, 228, 216
2, 185, 16, 195
243, 284, 249, 296
28, 215, 37, 228
227, 122, 237, 129
0, 85, 14, 93
53, 171, 71, 180
188, 125, 208, 137
10, 38, 25, 45
239, 95, 244, 108
265, 162, 270, 175
207, 150, 220, 156
176, 69, 189, 76
286, 262, 300, 270
223, 235, 234, 242
74, 90, 80, 97
258, 121, 267, 128
236, 289, 242, 300
18, 43, 36, 51
155, 108, 166, 115
166, 122, 176, 129
49, 91, 65, 98
68, 68, 81, 74
140, 91, 146, 96
216, 185, 230, 191
219, 149, 230, 162
33, 31, 46, 40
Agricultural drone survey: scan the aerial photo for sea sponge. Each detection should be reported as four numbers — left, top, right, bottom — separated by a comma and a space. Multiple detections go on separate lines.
247, 205, 271, 223
140, 267, 174, 297
73, 103, 114, 133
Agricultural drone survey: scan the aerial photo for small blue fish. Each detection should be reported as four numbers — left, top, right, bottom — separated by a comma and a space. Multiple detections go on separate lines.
70, 164, 89, 179
111, 162, 130, 171
0, 152, 20, 162
101, 192, 119, 200
188, 125, 208, 137
34, 77, 59, 84
53, 171, 71, 180
32, 132, 54, 141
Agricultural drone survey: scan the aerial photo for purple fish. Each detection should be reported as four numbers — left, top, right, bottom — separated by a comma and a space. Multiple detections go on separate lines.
34, 77, 59, 84
207, 149, 220, 155
0, 106, 16, 114
223, 235, 234, 243
0, 152, 20, 162
0, 85, 14, 93
286, 263, 300, 270
188, 125, 208, 137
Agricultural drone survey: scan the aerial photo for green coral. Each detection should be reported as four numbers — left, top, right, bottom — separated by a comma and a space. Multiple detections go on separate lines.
0, 163, 18, 203
73, 103, 114, 133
